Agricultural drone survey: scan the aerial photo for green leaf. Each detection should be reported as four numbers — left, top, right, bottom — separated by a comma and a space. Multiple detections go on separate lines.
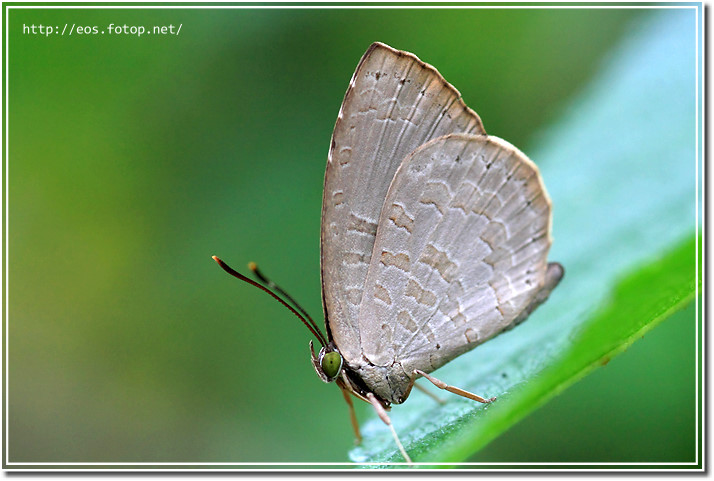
349, 10, 700, 465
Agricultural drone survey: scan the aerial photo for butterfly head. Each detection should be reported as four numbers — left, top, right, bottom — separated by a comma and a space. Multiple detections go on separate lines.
309, 340, 343, 383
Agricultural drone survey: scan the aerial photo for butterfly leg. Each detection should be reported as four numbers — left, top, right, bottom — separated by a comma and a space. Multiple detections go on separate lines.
412, 381, 446, 405
366, 392, 412, 464
339, 385, 362, 444
414, 369, 496, 403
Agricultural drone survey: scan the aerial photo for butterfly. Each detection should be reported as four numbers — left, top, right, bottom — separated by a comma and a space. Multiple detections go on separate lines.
214, 42, 563, 463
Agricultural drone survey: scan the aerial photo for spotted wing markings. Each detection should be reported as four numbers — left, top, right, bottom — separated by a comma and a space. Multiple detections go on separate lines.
401, 279, 476, 352
400, 247, 502, 357
396, 308, 437, 344
323, 50, 388, 322
430, 286, 503, 352
373, 284, 392, 305
397, 310, 418, 333
336, 147, 353, 166
436, 293, 469, 328
464, 245, 544, 320
423, 325, 436, 343
405, 278, 437, 307
346, 288, 362, 306
451, 181, 481, 214
366, 134, 551, 370
436, 278, 465, 314
480, 220, 508, 253
332, 190, 345, 206
343, 251, 370, 265
388, 203, 414, 233
449, 144, 546, 277
418, 243, 458, 283
380, 250, 410, 271
347, 213, 378, 235
392, 142, 493, 358
419, 181, 451, 214
464, 328, 479, 343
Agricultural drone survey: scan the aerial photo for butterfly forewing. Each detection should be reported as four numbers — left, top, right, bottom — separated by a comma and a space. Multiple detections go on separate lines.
356, 134, 552, 376
321, 43, 485, 360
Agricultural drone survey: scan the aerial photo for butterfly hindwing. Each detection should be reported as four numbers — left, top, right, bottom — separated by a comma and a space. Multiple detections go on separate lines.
357, 133, 552, 377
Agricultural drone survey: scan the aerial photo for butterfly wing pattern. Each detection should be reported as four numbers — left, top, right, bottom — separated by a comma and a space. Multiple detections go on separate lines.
321, 42, 485, 365
321, 42, 561, 405
317, 42, 562, 460
356, 134, 559, 403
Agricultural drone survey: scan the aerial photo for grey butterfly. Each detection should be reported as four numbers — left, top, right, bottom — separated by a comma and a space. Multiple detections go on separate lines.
214, 42, 563, 463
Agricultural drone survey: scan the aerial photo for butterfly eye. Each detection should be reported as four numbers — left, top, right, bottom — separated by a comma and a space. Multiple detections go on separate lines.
321, 351, 343, 380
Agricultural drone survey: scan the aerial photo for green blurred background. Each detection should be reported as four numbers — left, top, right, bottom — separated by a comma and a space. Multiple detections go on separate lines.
7, 6, 697, 464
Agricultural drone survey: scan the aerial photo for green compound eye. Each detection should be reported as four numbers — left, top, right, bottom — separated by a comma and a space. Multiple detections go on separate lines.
321, 351, 343, 380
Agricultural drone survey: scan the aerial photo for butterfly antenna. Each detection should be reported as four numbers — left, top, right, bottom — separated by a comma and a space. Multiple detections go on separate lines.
212, 256, 328, 347
247, 262, 325, 345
